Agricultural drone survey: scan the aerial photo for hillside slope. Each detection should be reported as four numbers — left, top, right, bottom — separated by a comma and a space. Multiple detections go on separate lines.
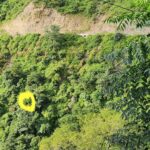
1, 2, 150, 36
0, 1, 150, 150
0, 30, 150, 149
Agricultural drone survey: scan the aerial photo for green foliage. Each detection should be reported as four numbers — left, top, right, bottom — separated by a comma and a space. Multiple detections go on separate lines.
0, 0, 30, 22
106, 0, 150, 29
34, 0, 114, 17
45, 25, 64, 51
103, 37, 150, 149
39, 109, 125, 150
0, 33, 11, 70
0, 32, 149, 149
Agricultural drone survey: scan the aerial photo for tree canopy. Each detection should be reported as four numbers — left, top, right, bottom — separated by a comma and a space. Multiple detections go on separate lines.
0, 0, 150, 150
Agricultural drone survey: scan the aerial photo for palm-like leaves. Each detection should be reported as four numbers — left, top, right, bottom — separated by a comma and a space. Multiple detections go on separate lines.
106, 0, 150, 30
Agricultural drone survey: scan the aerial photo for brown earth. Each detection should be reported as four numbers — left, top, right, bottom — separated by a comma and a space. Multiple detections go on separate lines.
0, 2, 150, 36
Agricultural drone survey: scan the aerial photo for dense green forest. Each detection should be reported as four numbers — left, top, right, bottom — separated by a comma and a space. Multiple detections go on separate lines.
0, 0, 150, 150
0, 29, 150, 149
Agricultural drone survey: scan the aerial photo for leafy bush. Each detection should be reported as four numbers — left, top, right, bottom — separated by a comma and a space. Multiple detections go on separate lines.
0, 0, 30, 22
39, 109, 125, 150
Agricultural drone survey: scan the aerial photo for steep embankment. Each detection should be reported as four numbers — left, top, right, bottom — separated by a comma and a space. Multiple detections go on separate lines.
0, 2, 150, 36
